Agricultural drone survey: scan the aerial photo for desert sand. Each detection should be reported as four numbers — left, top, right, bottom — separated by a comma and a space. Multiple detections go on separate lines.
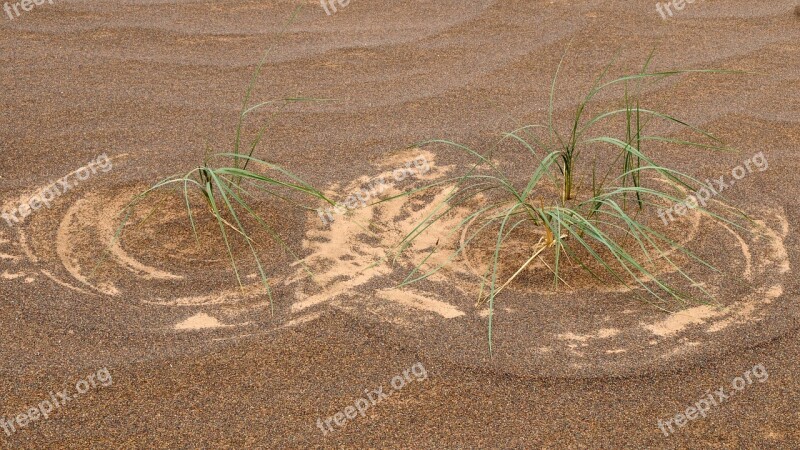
1, 0, 799, 447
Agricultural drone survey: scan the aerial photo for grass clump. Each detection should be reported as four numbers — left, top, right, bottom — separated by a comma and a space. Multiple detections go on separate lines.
110, 7, 332, 313
392, 51, 748, 351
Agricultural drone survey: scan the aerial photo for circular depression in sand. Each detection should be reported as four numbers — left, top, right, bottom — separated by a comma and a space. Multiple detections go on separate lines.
2, 150, 795, 376
286, 148, 795, 377
1, 165, 317, 335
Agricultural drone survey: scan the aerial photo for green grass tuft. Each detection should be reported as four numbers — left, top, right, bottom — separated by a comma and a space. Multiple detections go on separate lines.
392, 51, 750, 353
106, 5, 333, 314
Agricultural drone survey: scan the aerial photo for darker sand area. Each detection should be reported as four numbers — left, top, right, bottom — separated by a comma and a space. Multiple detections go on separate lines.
1, 0, 799, 448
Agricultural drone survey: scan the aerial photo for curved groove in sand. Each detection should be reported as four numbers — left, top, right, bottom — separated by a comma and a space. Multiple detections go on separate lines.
93, 199, 183, 282
17, 230, 39, 264
56, 200, 119, 296
55, 195, 181, 298
717, 220, 753, 281
287, 146, 793, 375
40, 269, 94, 296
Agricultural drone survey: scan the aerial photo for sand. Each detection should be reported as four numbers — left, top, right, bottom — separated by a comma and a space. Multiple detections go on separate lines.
1, 0, 799, 447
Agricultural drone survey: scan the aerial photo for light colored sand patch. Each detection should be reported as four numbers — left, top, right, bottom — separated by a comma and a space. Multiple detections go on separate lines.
596, 328, 618, 338
146, 283, 268, 307
705, 315, 734, 333
565, 346, 585, 357
665, 340, 700, 357
210, 313, 321, 342
605, 349, 627, 354
376, 289, 465, 319
291, 263, 391, 312
757, 216, 790, 274
766, 284, 783, 297
706, 284, 783, 332
290, 151, 460, 314
284, 312, 322, 327
644, 305, 721, 337
288, 187, 392, 312
174, 313, 226, 331
1, 271, 23, 280
558, 328, 620, 342
762, 429, 785, 441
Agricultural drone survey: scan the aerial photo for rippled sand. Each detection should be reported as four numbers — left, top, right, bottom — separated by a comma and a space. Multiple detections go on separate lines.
1, 0, 799, 447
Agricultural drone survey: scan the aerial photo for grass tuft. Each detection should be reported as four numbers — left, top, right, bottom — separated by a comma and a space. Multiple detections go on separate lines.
392, 52, 750, 353
106, 6, 333, 314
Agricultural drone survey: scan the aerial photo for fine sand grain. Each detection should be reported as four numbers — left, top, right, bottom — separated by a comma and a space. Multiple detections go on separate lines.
1, 0, 799, 447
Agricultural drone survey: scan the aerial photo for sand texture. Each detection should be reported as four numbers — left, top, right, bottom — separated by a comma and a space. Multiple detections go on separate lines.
1, 0, 800, 447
